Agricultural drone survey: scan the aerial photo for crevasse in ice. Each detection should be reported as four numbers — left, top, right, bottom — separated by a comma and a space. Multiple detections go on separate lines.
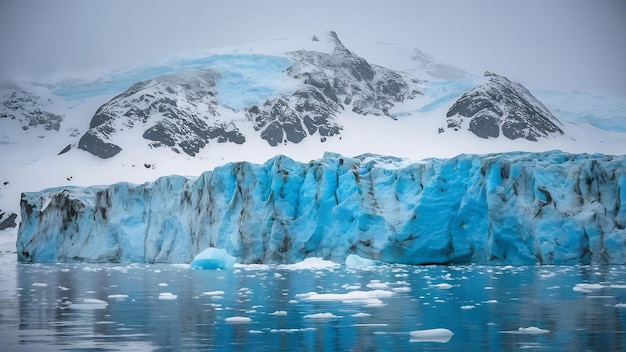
16, 150, 626, 265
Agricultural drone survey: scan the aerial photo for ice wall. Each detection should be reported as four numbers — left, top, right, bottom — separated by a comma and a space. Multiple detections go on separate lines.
17, 151, 626, 265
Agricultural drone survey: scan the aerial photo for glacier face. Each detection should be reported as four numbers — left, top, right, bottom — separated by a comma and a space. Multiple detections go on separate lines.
17, 151, 626, 265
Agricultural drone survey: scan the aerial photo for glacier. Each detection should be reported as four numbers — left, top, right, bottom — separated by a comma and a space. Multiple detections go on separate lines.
16, 150, 626, 265
52, 53, 296, 107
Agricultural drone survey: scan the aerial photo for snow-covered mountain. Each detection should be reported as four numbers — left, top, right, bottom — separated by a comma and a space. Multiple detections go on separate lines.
76, 69, 244, 158
0, 90, 64, 135
1, 31, 625, 260
444, 72, 564, 141
76, 32, 418, 157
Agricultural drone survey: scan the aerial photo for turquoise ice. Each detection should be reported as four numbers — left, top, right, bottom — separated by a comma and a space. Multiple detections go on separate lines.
17, 151, 626, 265
53, 54, 296, 110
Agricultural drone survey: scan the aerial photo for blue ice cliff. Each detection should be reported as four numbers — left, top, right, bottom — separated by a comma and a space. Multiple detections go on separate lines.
17, 151, 626, 265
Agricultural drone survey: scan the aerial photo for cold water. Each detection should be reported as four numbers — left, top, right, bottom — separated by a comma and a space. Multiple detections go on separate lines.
1, 257, 626, 351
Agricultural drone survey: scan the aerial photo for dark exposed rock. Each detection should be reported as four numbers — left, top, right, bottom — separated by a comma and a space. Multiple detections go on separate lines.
247, 31, 414, 146
469, 114, 500, 138
445, 72, 563, 141
0, 91, 64, 131
78, 131, 123, 159
58, 144, 72, 155
0, 211, 17, 230
248, 86, 342, 146
79, 69, 245, 158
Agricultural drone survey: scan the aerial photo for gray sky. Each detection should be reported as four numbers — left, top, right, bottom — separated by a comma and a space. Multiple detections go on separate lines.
1, 0, 625, 97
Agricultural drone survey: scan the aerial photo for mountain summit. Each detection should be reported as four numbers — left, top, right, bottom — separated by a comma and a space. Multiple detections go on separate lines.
444, 72, 564, 141
76, 31, 417, 157
78, 69, 245, 158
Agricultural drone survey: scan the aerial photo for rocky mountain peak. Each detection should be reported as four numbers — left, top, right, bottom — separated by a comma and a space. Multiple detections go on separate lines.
245, 32, 416, 146
0, 90, 64, 133
444, 72, 563, 141
78, 69, 245, 158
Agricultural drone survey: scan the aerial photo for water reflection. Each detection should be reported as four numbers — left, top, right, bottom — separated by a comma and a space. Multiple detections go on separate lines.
1, 260, 626, 351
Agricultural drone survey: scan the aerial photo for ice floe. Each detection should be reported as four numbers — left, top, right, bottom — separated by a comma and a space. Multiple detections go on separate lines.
409, 328, 454, 343
500, 326, 551, 334
69, 298, 109, 310
158, 292, 178, 300
225, 316, 252, 323
304, 312, 343, 319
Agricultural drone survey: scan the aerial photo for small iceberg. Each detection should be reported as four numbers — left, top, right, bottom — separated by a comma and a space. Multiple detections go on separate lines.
304, 312, 343, 319
345, 254, 381, 267
225, 316, 252, 323
69, 298, 109, 310
191, 247, 237, 270
499, 326, 551, 334
410, 328, 454, 343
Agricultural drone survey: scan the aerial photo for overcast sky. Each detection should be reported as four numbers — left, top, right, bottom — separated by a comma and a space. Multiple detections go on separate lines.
1, 0, 625, 97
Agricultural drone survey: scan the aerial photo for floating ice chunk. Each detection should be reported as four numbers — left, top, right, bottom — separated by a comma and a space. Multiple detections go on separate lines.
300, 290, 393, 305
32, 282, 48, 287
158, 292, 178, 300
158, 283, 168, 287
364, 299, 386, 307
304, 312, 343, 319
610, 285, 626, 289
615, 303, 626, 308
107, 294, 129, 300
354, 323, 388, 327
461, 305, 476, 309
539, 272, 557, 279
278, 257, 339, 270
270, 328, 316, 333
366, 281, 389, 290
345, 254, 381, 267
409, 328, 454, 343
225, 316, 252, 323
433, 283, 453, 289
269, 311, 288, 316
69, 298, 109, 310
392, 286, 411, 293
501, 327, 551, 334
85, 298, 106, 304
202, 290, 225, 296
573, 283, 605, 293
351, 312, 371, 318
191, 247, 237, 270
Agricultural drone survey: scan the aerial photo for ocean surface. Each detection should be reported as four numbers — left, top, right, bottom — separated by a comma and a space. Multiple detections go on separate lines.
2, 255, 626, 351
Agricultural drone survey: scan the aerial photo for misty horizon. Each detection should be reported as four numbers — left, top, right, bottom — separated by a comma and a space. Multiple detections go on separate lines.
0, 0, 625, 97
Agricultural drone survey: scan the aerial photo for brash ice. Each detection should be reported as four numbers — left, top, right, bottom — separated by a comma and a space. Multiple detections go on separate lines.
17, 151, 626, 265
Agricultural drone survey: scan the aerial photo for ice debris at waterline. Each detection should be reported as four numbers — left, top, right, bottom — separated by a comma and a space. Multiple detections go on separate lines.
17, 151, 626, 265
191, 247, 236, 270
409, 328, 454, 343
